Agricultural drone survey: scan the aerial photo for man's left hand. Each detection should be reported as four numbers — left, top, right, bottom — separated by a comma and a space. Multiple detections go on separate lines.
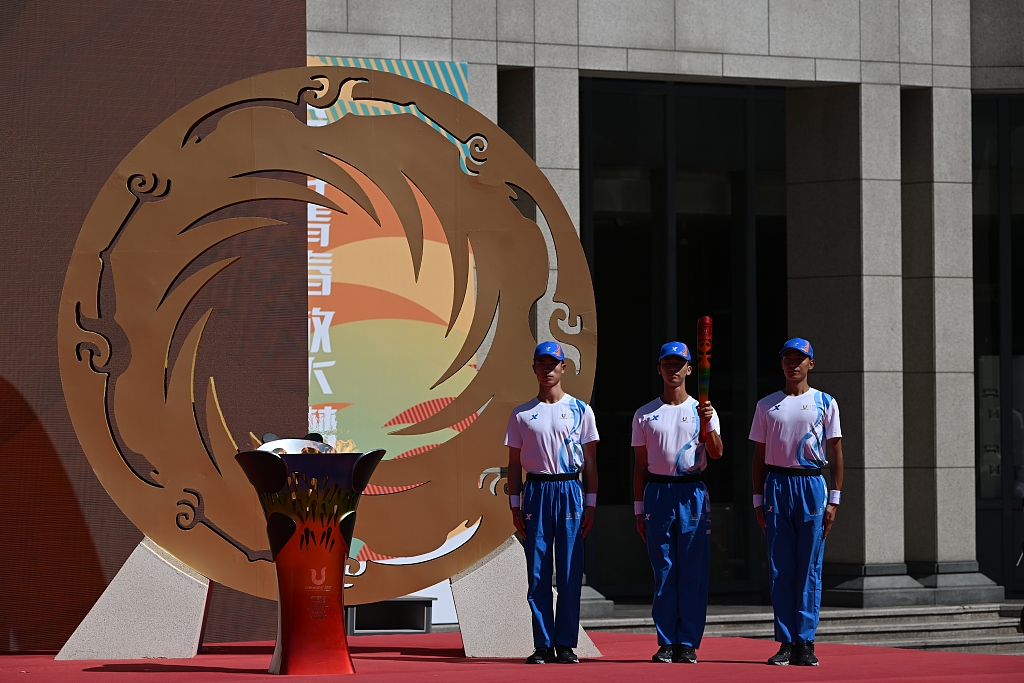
581, 506, 595, 538
698, 401, 714, 422
823, 503, 838, 539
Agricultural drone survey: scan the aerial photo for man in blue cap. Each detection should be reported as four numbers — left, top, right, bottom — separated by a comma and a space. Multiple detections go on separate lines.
504, 341, 599, 664
749, 338, 844, 666
632, 342, 722, 664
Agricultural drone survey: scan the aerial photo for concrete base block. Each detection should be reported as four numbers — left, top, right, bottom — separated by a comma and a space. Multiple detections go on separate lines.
450, 536, 601, 659
56, 537, 210, 660
917, 573, 1003, 606
580, 584, 615, 619
823, 575, 935, 607
824, 562, 1007, 606
822, 563, 932, 608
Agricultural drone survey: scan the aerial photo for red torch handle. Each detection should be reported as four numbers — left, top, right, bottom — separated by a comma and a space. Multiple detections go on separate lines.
697, 316, 712, 444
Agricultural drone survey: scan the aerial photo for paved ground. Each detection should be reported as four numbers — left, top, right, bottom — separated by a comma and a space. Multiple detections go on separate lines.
4, 632, 1023, 682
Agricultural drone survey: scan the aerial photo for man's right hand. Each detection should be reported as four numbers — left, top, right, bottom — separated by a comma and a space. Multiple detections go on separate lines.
512, 507, 525, 535
755, 506, 766, 534
635, 514, 646, 543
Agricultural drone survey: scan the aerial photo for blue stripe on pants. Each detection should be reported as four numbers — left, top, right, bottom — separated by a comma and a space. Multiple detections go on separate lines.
522, 478, 584, 649
643, 481, 711, 647
764, 472, 827, 644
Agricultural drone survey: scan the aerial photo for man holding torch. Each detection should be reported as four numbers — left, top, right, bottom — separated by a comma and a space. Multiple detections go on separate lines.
749, 338, 844, 667
632, 341, 722, 664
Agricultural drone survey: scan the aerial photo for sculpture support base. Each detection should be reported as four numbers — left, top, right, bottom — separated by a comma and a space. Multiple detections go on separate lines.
451, 536, 601, 659
56, 537, 210, 660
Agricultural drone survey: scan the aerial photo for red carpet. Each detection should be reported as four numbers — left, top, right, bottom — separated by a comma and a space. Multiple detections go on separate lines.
3, 633, 1022, 682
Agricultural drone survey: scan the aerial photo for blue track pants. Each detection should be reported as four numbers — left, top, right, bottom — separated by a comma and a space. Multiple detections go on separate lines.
764, 472, 827, 644
522, 478, 584, 649
643, 481, 711, 648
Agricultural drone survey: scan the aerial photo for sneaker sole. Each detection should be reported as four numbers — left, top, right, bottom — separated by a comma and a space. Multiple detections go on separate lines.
768, 661, 790, 666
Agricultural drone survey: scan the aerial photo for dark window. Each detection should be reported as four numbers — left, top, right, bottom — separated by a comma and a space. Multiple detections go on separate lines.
582, 79, 786, 596
973, 94, 1024, 594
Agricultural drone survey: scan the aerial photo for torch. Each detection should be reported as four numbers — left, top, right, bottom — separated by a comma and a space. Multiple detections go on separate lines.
697, 316, 712, 443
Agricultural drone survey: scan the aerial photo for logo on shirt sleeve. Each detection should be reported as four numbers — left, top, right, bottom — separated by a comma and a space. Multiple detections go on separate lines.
529, 414, 538, 421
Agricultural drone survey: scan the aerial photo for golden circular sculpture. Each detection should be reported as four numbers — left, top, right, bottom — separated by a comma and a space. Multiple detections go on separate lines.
58, 66, 596, 604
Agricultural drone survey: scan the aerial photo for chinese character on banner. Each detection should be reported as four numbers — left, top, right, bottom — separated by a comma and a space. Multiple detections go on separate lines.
308, 357, 336, 394
308, 405, 338, 436
307, 205, 331, 247
308, 307, 335, 354
308, 250, 332, 296
307, 178, 331, 248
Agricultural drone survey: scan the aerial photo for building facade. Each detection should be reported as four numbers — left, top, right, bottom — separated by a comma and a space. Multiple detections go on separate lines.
306, 0, 1022, 605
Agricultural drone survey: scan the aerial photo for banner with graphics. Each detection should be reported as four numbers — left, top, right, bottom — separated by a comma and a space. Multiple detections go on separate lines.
306, 56, 477, 564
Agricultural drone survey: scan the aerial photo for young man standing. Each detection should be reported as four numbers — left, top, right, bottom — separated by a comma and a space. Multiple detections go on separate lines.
505, 341, 599, 665
632, 342, 722, 664
749, 338, 844, 667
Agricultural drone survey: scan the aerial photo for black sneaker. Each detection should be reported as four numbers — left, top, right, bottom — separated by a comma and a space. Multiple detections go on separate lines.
651, 645, 674, 663
526, 647, 554, 664
795, 641, 818, 666
673, 645, 697, 663
767, 642, 792, 665
555, 646, 579, 663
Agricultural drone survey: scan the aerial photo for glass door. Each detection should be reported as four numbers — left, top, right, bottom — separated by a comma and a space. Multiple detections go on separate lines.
972, 95, 1024, 595
581, 79, 787, 599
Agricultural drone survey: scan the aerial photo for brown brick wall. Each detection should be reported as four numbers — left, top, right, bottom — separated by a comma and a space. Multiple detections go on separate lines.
0, 0, 306, 650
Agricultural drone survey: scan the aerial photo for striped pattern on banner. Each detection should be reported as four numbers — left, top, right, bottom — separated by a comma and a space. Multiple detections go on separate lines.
383, 397, 455, 427
311, 56, 468, 102
382, 397, 479, 433
394, 444, 442, 460
356, 545, 395, 561
307, 55, 474, 173
449, 413, 477, 432
363, 481, 428, 496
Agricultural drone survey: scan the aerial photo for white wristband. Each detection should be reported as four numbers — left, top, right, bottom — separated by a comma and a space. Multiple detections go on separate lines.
829, 490, 841, 505
509, 495, 520, 509
752, 494, 764, 508
634, 501, 644, 515
585, 493, 597, 508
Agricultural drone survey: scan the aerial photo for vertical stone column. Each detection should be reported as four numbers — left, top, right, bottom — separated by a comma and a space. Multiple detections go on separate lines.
534, 66, 580, 233
901, 88, 1004, 604
532, 67, 581, 353
786, 84, 929, 606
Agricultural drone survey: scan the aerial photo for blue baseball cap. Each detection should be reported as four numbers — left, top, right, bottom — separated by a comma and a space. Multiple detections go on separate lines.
780, 337, 814, 359
533, 341, 565, 361
658, 341, 691, 362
